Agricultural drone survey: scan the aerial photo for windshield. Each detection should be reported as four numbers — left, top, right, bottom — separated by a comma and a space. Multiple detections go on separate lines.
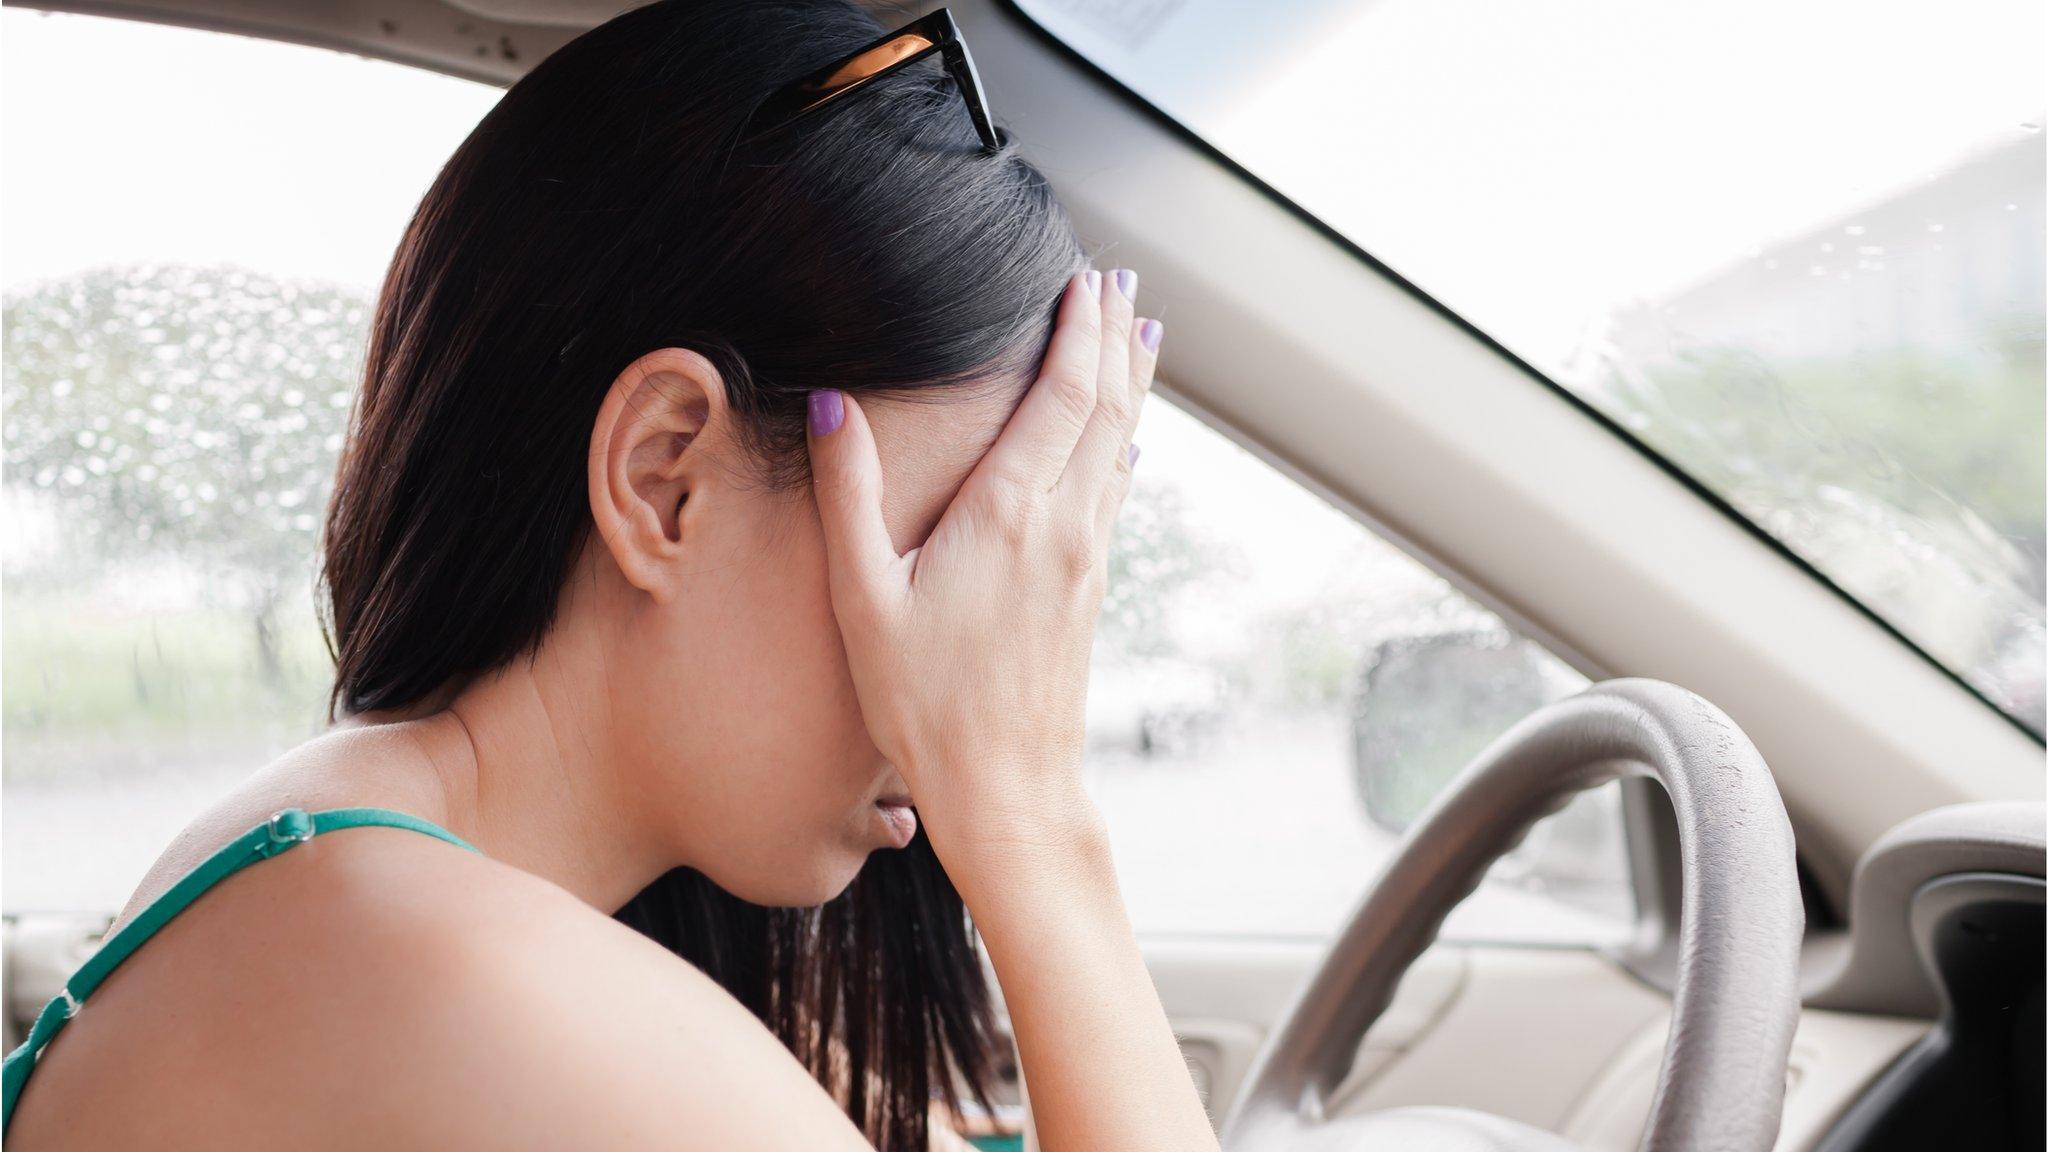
1011, 0, 2047, 736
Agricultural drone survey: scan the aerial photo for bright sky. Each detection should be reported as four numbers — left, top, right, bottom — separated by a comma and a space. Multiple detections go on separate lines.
2, 8, 502, 295
1029, 0, 2046, 367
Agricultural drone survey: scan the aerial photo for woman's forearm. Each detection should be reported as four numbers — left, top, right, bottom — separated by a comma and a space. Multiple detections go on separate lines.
951, 798, 1220, 1152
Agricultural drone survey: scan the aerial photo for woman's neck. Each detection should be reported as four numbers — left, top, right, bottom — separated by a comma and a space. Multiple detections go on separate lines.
358, 634, 677, 915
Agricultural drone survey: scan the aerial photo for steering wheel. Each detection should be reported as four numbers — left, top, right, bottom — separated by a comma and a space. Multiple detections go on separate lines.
1219, 679, 1804, 1152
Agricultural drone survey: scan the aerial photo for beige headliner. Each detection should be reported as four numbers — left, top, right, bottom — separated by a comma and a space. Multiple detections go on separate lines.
20, 0, 2045, 909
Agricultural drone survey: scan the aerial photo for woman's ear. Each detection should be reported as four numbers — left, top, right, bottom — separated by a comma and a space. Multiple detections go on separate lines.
587, 347, 722, 600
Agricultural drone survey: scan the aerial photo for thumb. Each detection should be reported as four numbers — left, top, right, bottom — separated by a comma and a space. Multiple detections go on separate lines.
806, 389, 898, 597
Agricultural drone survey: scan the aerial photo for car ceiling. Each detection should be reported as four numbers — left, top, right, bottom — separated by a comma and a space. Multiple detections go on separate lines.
29, 0, 616, 85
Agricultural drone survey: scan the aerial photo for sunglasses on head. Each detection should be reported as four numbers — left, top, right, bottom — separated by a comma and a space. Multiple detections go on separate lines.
738, 7, 1004, 153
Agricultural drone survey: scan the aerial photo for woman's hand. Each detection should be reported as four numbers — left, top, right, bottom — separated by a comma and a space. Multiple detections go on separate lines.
804, 267, 1160, 876
808, 268, 1213, 1152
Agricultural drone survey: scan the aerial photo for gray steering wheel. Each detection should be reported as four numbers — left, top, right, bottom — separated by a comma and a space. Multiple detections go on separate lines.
1219, 679, 1804, 1152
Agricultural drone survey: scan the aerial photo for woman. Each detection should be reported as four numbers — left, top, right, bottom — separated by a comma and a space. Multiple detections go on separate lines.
1, 1, 1213, 1149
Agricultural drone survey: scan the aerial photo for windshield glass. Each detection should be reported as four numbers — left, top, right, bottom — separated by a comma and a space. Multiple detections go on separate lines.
1013, 0, 2047, 736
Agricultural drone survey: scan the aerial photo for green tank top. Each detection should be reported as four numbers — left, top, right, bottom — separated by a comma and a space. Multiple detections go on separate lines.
0, 806, 478, 1132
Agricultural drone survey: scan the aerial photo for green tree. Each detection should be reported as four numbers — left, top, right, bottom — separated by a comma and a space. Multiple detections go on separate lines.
1605, 322, 2045, 592
1100, 477, 1230, 658
1592, 310, 2047, 732
3, 264, 368, 681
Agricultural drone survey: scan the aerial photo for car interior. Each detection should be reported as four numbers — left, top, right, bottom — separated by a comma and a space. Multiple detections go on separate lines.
2, 2, 2042, 1150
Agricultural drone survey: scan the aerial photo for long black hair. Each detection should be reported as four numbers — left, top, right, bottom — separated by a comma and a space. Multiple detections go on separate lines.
319, 2, 1084, 1146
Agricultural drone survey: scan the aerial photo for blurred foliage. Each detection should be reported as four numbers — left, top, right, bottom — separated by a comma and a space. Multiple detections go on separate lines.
1596, 316, 2046, 733
1102, 477, 1233, 657
1609, 322, 2044, 585
3, 265, 366, 678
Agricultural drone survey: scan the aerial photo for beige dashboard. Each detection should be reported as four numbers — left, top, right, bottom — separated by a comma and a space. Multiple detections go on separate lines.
1323, 946, 1926, 1152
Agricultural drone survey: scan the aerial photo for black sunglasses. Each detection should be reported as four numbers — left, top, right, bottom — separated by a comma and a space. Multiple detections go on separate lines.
738, 7, 1004, 152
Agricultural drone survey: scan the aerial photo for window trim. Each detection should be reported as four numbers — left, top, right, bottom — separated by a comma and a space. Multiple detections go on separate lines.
996, 0, 2044, 748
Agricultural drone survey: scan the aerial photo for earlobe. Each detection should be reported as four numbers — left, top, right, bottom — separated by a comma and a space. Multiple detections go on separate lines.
586, 347, 724, 600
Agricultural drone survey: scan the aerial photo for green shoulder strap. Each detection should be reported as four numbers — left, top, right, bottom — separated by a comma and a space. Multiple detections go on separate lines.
0, 806, 478, 1131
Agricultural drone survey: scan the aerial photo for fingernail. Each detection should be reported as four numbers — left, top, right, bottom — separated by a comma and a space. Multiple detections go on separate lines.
1128, 442, 1141, 467
1084, 269, 1102, 297
1139, 318, 1164, 351
807, 389, 844, 436
1115, 268, 1138, 300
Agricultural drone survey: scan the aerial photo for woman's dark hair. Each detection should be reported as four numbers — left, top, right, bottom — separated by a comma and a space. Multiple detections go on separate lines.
319, 2, 1084, 1147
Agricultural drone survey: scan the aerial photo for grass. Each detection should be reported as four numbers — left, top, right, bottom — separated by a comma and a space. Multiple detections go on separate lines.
2, 587, 334, 779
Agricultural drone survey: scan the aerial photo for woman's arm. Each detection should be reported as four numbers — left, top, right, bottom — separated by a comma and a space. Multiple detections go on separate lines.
806, 267, 1214, 1152
953, 802, 1216, 1152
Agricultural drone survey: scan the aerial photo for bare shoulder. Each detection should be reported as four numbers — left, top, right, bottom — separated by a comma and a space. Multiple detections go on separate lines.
303, 839, 873, 1151
9, 817, 868, 1151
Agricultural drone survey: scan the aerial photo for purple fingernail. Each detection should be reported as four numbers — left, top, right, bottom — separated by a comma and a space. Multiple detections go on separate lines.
1128, 442, 1141, 467
1139, 318, 1164, 351
807, 389, 844, 436
1084, 269, 1102, 297
1115, 268, 1138, 300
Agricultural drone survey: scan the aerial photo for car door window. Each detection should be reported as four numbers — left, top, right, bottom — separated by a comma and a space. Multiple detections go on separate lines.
1093, 400, 1633, 942
2, 10, 500, 913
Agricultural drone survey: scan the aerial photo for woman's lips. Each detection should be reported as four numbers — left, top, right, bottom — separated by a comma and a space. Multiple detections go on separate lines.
874, 799, 917, 849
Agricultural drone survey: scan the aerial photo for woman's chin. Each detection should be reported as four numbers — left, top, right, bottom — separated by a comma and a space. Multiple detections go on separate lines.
702, 809, 917, 908
716, 848, 871, 909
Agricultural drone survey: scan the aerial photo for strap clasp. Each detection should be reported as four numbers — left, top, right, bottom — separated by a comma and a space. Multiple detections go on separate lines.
265, 808, 317, 851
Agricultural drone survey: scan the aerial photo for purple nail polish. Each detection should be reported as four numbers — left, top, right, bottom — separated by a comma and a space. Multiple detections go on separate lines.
1128, 442, 1141, 467
1139, 318, 1164, 351
808, 389, 844, 436
1115, 268, 1138, 300
1084, 269, 1102, 297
